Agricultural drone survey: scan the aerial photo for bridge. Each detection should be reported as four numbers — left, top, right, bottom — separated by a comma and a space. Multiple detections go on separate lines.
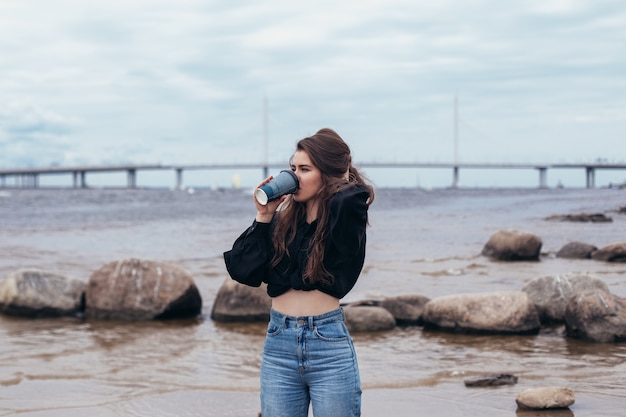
0, 162, 624, 189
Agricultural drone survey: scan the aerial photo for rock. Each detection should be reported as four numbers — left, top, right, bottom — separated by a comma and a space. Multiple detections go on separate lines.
211, 278, 271, 322
464, 373, 518, 387
379, 294, 430, 325
343, 305, 396, 332
343, 299, 379, 307
516, 387, 575, 410
422, 291, 541, 334
515, 409, 575, 417
481, 230, 542, 261
85, 258, 202, 320
564, 289, 626, 343
0, 269, 85, 318
522, 273, 610, 324
556, 241, 598, 259
545, 213, 612, 223
591, 242, 626, 262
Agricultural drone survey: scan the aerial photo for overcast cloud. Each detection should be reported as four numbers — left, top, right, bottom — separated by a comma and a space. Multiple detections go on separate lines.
1, 0, 625, 187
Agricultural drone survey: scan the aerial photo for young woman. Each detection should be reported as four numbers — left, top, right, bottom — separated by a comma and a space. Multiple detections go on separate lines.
224, 128, 374, 417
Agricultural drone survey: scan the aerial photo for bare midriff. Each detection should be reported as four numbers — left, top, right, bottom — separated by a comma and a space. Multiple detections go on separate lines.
271, 289, 340, 317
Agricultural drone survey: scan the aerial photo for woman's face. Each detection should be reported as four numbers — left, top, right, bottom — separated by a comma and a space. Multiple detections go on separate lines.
291, 150, 323, 205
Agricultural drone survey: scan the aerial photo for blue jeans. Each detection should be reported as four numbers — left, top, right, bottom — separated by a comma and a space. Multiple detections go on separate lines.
261, 308, 362, 417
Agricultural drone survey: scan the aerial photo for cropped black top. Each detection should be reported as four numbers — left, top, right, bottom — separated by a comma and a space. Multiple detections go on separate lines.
223, 184, 370, 299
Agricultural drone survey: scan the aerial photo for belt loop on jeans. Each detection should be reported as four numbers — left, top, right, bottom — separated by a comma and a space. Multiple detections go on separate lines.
270, 307, 344, 328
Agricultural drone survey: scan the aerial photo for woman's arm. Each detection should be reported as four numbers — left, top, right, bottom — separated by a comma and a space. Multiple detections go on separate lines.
223, 176, 286, 287
223, 220, 272, 287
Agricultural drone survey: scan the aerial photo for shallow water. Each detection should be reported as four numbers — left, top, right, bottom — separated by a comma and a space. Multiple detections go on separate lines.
1, 187, 625, 416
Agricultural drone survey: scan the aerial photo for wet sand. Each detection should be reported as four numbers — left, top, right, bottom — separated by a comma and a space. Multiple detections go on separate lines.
7, 386, 623, 416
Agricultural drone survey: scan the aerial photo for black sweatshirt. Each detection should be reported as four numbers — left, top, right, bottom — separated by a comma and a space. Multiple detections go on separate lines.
223, 184, 370, 299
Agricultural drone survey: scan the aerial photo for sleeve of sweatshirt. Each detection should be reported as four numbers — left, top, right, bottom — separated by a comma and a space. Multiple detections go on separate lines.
223, 220, 272, 287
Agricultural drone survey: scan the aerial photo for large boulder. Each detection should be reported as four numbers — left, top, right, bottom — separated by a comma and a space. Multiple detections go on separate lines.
522, 273, 610, 324
211, 278, 271, 322
85, 258, 202, 320
343, 305, 396, 332
556, 241, 597, 259
516, 387, 575, 410
591, 242, 626, 262
0, 269, 85, 318
422, 291, 541, 334
564, 289, 626, 343
379, 294, 430, 325
481, 229, 542, 261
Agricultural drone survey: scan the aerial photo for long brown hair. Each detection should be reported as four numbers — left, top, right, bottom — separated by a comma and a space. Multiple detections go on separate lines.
270, 128, 374, 285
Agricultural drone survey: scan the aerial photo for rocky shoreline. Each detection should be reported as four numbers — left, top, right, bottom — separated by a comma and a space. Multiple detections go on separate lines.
2, 228, 624, 343
1, 226, 625, 412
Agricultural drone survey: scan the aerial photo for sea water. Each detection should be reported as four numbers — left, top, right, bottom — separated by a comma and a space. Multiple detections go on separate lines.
1, 187, 625, 416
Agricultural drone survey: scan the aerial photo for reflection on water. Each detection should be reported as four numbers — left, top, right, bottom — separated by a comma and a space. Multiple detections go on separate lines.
6, 303, 624, 414
354, 322, 626, 397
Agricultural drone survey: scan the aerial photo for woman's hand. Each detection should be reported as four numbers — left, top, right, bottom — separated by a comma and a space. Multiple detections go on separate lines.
254, 176, 286, 223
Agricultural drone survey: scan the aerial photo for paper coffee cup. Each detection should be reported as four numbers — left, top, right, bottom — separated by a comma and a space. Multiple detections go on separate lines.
255, 170, 299, 205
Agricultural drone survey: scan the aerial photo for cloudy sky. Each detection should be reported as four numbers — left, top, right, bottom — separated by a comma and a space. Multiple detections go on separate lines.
1, 0, 624, 187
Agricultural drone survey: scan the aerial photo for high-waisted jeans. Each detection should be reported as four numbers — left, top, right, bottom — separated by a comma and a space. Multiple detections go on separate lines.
261, 308, 362, 417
